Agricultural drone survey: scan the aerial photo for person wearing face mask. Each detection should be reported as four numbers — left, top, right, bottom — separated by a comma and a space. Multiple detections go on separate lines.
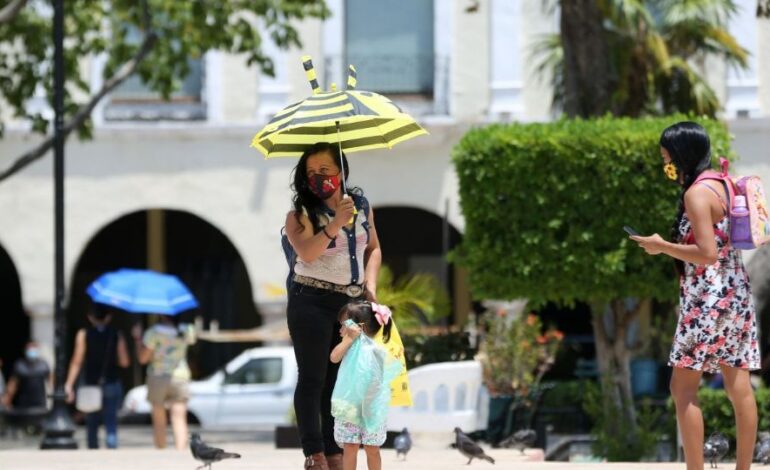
631, 121, 759, 470
64, 304, 130, 449
1, 341, 51, 433
284, 142, 382, 470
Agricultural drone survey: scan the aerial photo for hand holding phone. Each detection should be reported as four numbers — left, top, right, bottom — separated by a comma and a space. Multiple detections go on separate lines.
623, 225, 641, 237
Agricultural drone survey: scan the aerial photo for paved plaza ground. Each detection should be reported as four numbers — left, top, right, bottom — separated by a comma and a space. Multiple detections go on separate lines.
0, 426, 715, 470
0, 445, 703, 470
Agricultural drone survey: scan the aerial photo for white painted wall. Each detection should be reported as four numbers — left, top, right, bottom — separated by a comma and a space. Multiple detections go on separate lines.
0, 123, 462, 311
726, 0, 761, 117
758, 17, 770, 115
450, 0, 490, 120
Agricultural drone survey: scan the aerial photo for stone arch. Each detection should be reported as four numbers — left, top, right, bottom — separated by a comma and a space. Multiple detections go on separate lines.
67, 209, 261, 389
0, 240, 29, 380
372, 205, 470, 324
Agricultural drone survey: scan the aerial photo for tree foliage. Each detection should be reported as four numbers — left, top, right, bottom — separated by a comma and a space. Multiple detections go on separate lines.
375, 265, 451, 331
537, 0, 749, 117
0, 0, 328, 180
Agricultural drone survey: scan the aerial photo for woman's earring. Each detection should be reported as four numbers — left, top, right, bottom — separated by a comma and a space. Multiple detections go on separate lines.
663, 162, 678, 181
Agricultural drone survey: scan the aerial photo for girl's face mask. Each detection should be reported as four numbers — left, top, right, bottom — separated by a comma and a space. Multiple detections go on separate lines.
663, 162, 678, 181
308, 173, 341, 199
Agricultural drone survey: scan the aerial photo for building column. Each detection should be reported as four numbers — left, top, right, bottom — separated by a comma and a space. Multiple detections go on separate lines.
520, 0, 557, 120
147, 209, 165, 273
758, 16, 770, 116
27, 304, 55, 366
451, 0, 490, 121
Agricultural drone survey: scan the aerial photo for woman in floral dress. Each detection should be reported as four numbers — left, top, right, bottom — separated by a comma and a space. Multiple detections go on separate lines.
632, 121, 759, 470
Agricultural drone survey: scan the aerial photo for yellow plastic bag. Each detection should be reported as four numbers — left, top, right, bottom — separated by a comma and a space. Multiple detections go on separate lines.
374, 319, 412, 407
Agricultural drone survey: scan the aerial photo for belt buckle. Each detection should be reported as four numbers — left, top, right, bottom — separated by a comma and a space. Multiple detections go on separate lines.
345, 285, 363, 298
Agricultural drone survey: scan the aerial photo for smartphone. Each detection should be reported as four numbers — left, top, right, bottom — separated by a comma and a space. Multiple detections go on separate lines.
623, 225, 640, 237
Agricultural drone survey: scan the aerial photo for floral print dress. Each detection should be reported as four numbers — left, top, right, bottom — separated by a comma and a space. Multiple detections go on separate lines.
669, 210, 760, 372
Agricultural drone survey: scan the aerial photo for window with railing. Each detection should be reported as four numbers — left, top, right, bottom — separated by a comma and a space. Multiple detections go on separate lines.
103, 26, 206, 121
343, 0, 435, 95
104, 58, 205, 121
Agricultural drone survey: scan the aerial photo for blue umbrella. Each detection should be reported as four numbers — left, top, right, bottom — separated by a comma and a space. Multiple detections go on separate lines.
87, 268, 198, 315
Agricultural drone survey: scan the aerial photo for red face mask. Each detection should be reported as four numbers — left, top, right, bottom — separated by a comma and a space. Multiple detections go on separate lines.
308, 173, 341, 199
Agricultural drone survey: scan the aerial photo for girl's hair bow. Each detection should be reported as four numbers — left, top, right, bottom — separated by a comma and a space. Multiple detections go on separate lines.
372, 302, 392, 326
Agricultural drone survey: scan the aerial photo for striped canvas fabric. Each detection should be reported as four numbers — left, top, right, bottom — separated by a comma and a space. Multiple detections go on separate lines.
251, 56, 427, 158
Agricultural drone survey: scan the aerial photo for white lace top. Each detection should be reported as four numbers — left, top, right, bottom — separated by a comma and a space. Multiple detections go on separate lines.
293, 205, 370, 286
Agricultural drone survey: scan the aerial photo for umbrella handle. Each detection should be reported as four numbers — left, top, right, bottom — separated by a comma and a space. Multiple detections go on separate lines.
342, 194, 357, 223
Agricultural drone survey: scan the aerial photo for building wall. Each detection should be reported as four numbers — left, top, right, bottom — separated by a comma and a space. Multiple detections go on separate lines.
1, 0, 770, 353
0, 123, 464, 307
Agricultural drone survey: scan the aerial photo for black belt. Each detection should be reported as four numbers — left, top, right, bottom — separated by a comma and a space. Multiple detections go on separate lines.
293, 274, 364, 298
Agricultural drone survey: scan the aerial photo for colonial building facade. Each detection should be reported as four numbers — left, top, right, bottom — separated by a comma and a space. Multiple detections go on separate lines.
1, 0, 768, 373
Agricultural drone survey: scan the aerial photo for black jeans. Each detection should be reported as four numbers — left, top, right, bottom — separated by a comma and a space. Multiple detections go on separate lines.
287, 283, 358, 457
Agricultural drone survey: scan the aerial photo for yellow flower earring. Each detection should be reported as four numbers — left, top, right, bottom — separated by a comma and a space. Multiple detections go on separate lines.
663, 162, 678, 181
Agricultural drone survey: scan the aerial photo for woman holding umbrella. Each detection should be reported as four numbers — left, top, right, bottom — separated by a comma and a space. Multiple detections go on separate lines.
86, 268, 199, 450
285, 141, 382, 470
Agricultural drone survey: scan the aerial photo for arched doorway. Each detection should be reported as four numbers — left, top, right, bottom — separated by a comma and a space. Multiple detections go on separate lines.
372, 206, 469, 324
0, 243, 29, 380
68, 209, 260, 390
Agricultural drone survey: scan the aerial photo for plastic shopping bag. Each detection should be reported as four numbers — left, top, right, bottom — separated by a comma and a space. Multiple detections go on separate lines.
331, 333, 403, 432
374, 319, 412, 406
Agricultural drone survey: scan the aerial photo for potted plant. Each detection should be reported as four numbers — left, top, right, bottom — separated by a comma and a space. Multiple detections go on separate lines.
477, 307, 563, 445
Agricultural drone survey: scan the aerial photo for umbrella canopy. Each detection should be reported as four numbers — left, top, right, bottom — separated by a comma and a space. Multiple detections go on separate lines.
250, 57, 427, 158
86, 268, 198, 315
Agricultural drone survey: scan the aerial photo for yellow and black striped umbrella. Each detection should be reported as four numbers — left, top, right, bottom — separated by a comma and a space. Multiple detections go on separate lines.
251, 56, 427, 158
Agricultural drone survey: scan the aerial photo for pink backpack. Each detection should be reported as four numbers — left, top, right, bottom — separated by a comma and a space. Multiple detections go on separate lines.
693, 158, 770, 250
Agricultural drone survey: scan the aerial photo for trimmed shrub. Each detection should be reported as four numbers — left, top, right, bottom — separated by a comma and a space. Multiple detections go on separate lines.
451, 115, 733, 305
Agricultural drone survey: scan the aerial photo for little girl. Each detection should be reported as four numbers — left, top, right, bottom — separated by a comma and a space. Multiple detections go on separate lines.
330, 301, 402, 470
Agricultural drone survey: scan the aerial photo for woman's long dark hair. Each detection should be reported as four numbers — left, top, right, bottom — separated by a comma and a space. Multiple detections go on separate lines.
659, 121, 713, 274
339, 301, 393, 343
290, 142, 360, 233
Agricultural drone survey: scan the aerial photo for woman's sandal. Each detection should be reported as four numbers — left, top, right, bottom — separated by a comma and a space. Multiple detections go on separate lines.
303, 452, 329, 470
325, 453, 343, 470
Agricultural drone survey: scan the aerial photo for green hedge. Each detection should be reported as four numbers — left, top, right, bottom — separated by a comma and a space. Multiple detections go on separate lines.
452, 115, 733, 304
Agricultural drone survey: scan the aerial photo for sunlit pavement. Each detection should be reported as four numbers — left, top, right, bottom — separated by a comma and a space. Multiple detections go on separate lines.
0, 427, 703, 470
0, 444, 706, 470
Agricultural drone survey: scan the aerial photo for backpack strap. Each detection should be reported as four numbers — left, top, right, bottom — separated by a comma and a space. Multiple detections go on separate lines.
684, 160, 735, 245
351, 194, 371, 218
693, 159, 736, 214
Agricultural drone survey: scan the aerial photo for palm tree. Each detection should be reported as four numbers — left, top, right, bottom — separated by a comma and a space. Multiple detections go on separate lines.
759, 0, 770, 17
374, 265, 451, 331
534, 0, 749, 117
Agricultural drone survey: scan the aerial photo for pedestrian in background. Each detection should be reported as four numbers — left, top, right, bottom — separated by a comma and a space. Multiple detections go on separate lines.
1, 342, 50, 435
133, 315, 196, 450
65, 305, 130, 449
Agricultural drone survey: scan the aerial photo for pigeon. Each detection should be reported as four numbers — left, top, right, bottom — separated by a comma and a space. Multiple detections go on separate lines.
703, 432, 729, 469
499, 428, 537, 453
454, 427, 495, 465
190, 433, 242, 470
394, 428, 412, 460
755, 432, 770, 464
